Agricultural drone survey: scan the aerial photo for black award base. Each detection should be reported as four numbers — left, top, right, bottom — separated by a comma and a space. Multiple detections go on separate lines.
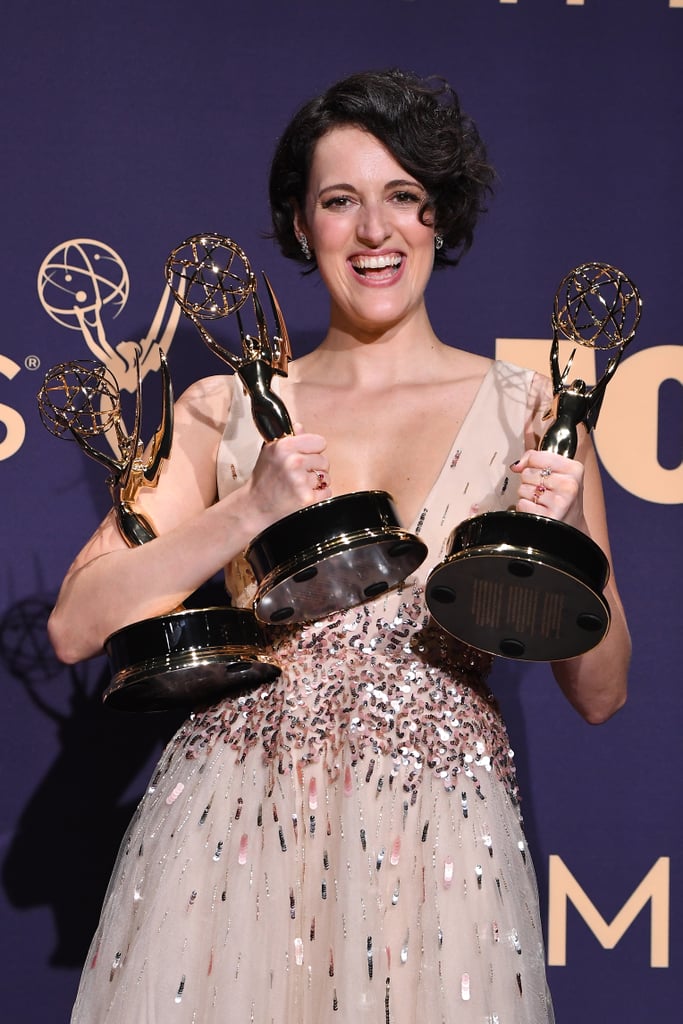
103, 607, 279, 712
425, 511, 611, 662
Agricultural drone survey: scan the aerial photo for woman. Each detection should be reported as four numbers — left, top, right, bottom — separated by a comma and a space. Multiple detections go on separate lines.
53, 69, 630, 1023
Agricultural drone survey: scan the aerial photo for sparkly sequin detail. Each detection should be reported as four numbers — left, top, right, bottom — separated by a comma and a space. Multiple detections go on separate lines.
179, 587, 517, 808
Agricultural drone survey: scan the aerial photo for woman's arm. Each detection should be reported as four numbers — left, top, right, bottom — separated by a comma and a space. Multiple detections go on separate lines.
48, 375, 331, 664
532, 437, 630, 723
511, 376, 631, 723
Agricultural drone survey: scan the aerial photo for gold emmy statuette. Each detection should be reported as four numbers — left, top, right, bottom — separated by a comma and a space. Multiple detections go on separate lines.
38, 348, 278, 711
165, 233, 428, 624
425, 262, 642, 662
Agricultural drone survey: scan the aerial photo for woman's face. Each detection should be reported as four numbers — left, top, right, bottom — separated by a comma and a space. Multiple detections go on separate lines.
296, 125, 437, 336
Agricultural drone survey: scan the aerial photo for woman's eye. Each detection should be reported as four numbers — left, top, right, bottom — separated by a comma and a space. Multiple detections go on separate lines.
321, 195, 353, 209
392, 191, 421, 204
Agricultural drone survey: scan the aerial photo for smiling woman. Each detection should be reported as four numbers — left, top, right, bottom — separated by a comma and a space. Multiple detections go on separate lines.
61, 69, 630, 1024
270, 69, 494, 270
293, 126, 439, 338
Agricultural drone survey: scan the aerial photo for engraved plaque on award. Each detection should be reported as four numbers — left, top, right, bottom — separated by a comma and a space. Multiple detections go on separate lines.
425, 262, 642, 662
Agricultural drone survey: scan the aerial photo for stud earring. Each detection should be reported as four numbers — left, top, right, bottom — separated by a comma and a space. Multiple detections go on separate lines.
434, 235, 444, 251
297, 234, 312, 260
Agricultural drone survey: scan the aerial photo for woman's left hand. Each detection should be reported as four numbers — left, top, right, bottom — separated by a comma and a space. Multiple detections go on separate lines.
511, 450, 586, 530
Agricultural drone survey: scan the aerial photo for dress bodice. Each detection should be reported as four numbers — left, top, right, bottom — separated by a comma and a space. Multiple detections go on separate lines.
216, 360, 537, 610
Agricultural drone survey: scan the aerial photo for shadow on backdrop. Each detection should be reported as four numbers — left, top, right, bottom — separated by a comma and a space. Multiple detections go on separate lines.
0, 593, 186, 966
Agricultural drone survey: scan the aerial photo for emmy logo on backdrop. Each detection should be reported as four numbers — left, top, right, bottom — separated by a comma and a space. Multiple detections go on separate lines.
165, 233, 428, 625
426, 262, 642, 662
37, 350, 279, 711
37, 237, 181, 410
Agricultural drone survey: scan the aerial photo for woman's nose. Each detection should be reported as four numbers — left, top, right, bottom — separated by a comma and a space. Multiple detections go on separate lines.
356, 202, 391, 247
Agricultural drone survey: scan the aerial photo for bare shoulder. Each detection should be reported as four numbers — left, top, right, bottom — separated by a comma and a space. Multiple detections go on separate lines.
174, 374, 234, 426
437, 345, 493, 391
133, 375, 234, 528
437, 343, 489, 369
163, 373, 233, 476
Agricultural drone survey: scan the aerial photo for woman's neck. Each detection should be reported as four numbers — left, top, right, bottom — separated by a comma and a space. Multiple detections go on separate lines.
297, 305, 446, 389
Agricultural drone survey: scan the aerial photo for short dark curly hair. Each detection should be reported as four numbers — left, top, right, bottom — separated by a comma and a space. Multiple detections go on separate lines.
269, 68, 495, 269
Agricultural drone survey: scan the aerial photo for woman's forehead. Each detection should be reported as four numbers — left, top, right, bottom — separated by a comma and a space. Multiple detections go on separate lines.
308, 127, 416, 191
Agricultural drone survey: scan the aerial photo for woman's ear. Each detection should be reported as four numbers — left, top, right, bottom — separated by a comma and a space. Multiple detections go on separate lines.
292, 203, 307, 241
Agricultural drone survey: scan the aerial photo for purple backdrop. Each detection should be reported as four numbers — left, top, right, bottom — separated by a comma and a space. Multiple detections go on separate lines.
1, 1, 680, 1021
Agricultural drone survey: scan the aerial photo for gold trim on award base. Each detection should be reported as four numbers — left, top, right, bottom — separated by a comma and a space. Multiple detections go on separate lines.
38, 347, 278, 711
166, 234, 427, 625
425, 262, 642, 662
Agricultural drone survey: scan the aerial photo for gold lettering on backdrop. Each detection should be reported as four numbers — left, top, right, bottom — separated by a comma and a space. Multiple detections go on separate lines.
498, 1, 682, 6
589, 345, 683, 502
0, 355, 25, 461
497, 1, 584, 5
547, 855, 670, 968
496, 339, 683, 504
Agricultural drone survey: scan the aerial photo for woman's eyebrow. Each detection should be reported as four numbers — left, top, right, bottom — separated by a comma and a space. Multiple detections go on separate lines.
317, 177, 423, 198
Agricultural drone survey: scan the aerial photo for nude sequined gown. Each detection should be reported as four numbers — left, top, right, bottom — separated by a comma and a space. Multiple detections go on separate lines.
71, 361, 555, 1024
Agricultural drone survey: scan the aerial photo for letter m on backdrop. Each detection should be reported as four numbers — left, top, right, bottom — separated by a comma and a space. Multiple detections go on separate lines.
548, 855, 670, 967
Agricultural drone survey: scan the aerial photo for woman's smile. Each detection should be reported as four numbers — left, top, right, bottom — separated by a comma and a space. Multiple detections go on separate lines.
349, 250, 405, 283
296, 125, 437, 332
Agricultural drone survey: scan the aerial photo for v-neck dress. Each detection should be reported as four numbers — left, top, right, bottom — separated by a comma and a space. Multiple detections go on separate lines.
71, 360, 555, 1024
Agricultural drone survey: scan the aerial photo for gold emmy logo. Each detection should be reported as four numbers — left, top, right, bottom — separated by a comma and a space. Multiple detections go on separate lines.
37, 238, 181, 453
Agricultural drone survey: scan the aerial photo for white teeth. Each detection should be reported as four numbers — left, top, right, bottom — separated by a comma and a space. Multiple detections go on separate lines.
351, 254, 402, 270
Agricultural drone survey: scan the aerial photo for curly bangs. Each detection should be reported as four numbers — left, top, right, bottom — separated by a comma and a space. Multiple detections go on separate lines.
269, 68, 495, 269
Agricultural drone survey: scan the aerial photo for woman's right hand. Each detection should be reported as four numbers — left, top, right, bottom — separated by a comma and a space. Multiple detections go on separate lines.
47, 386, 332, 664
245, 425, 332, 532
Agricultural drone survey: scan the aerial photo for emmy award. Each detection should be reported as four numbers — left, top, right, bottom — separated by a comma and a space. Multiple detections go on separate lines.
425, 262, 642, 662
38, 350, 278, 711
165, 233, 428, 625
